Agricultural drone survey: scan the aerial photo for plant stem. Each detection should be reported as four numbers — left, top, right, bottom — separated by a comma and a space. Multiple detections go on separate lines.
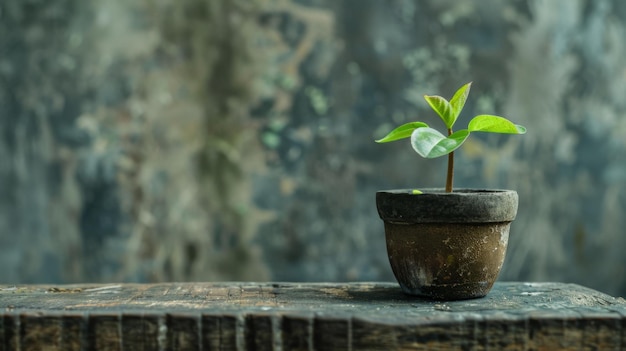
446, 128, 454, 193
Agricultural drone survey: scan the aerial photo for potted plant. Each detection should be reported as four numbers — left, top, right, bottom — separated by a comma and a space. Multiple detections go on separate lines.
375, 82, 526, 300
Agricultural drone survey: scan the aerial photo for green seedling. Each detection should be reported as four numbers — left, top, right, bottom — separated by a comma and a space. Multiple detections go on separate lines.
376, 82, 526, 193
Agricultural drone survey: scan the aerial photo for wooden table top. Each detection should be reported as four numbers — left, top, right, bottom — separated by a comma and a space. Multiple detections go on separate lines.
1, 282, 625, 350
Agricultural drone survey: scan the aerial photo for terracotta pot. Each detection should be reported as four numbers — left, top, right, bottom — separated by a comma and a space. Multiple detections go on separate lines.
376, 189, 518, 300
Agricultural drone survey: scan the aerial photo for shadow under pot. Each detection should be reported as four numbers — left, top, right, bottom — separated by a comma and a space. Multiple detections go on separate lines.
376, 189, 518, 300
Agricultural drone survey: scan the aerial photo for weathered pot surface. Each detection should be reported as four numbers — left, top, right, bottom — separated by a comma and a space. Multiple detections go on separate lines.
376, 189, 518, 300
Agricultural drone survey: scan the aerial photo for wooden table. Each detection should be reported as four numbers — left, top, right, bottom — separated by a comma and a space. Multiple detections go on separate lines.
0, 282, 624, 350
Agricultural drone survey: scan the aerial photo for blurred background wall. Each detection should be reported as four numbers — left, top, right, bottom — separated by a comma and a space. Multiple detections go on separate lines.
1, 0, 625, 296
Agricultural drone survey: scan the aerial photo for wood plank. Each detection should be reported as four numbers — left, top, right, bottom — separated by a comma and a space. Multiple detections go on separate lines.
167, 313, 201, 351
281, 314, 312, 351
20, 314, 62, 350
313, 315, 351, 350
87, 312, 122, 351
0, 282, 624, 350
244, 314, 274, 351
1, 313, 19, 351
121, 313, 160, 351
60, 313, 85, 351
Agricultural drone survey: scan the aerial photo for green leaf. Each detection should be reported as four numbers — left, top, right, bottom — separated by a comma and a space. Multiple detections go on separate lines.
375, 122, 428, 143
468, 115, 527, 134
411, 189, 423, 194
449, 82, 471, 124
424, 95, 454, 128
410, 127, 470, 158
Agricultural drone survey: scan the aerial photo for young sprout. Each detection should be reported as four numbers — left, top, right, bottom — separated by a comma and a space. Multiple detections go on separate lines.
376, 82, 526, 192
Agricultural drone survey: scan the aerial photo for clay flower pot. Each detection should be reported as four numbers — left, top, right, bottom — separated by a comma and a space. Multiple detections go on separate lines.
376, 189, 518, 300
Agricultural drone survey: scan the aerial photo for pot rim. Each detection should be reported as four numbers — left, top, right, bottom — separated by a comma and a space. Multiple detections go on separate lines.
377, 188, 514, 195
376, 188, 518, 223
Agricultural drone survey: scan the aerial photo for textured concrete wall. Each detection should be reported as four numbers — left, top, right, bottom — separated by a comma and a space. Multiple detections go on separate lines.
1, 0, 625, 296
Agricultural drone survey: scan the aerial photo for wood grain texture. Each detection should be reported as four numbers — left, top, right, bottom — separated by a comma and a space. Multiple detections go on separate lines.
0, 282, 624, 350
